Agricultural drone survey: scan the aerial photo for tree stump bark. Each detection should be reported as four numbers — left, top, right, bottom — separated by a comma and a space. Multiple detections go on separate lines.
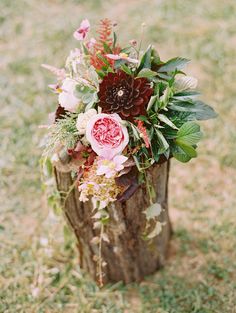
54, 160, 171, 284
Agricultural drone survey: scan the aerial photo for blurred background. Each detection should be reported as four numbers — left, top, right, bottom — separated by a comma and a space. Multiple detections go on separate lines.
0, 0, 236, 312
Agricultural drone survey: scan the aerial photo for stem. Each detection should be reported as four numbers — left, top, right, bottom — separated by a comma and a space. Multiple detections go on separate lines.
144, 170, 154, 205
62, 179, 78, 208
98, 223, 104, 287
137, 23, 146, 58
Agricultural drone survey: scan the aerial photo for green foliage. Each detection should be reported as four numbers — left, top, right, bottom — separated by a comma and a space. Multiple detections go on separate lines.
172, 143, 197, 163
170, 122, 202, 162
155, 128, 169, 153
147, 95, 159, 111
173, 90, 200, 100
169, 100, 218, 120
43, 113, 79, 157
158, 57, 190, 73
158, 113, 178, 129
75, 84, 98, 107
137, 44, 152, 71
176, 122, 202, 146
137, 68, 157, 79
2, 0, 234, 312
120, 63, 133, 75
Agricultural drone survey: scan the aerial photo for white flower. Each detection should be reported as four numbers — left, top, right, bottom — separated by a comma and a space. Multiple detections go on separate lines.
66, 48, 83, 74
58, 78, 79, 112
76, 108, 97, 135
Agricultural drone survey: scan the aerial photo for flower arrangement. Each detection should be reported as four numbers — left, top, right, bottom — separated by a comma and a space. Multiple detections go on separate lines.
41, 19, 216, 284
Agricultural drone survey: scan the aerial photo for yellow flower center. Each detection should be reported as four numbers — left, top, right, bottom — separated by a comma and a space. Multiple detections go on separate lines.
119, 53, 128, 58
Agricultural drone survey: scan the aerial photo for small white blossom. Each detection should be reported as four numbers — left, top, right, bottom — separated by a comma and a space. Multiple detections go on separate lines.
76, 108, 97, 135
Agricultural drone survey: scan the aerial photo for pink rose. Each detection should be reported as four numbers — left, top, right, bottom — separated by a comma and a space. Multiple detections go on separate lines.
86, 113, 129, 159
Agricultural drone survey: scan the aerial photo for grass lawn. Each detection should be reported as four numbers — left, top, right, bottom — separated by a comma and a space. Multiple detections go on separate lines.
0, 0, 236, 312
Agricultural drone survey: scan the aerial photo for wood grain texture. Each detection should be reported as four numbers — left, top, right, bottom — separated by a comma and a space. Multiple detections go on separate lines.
54, 161, 171, 284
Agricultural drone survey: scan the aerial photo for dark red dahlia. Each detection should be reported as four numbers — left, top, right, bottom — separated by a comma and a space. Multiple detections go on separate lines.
98, 70, 153, 120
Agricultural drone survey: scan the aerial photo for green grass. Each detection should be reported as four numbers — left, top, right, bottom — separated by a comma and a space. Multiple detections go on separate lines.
1, 0, 236, 312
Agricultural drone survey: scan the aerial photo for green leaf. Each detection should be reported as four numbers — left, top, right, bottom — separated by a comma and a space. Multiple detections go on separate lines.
147, 95, 158, 111
158, 57, 190, 73
137, 68, 157, 79
43, 157, 53, 177
155, 128, 169, 153
82, 44, 89, 55
173, 90, 200, 101
172, 145, 191, 163
169, 100, 217, 120
121, 64, 132, 75
96, 70, 106, 79
157, 72, 172, 80
162, 126, 178, 139
163, 148, 170, 159
177, 142, 197, 158
96, 53, 112, 68
151, 136, 160, 162
130, 123, 140, 140
176, 122, 202, 146
103, 42, 112, 53
135, 115, 149, 123
113, 32, 117, 49
160, 86, 173, 109
151, 48, 162, 66
138, 45, 152, 71
174, 90, 200, 97
172, 149, 190, 162
158, 114, 178, 129
133, 155, 143, 172
193, 101, 218, 120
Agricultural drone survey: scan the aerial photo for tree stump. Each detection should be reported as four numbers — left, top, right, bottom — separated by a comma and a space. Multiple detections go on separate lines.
54, 160, 171, 284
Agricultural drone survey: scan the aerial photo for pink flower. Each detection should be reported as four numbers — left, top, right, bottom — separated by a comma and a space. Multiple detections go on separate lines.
106, 53, 139, 64
73, 19, 90, 41
41, 64, 66, 81
86, 113, 129, 159
86, 38, 96, 50
97, 155, 128, 178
